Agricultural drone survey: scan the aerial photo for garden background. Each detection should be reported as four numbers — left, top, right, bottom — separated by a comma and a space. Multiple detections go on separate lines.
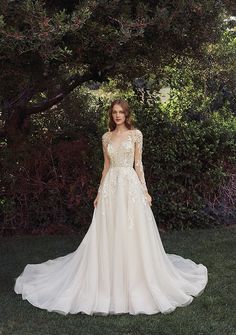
0, 1, 235, 334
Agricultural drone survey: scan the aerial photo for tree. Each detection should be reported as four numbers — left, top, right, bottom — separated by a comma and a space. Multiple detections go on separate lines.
0, 0, 235, 145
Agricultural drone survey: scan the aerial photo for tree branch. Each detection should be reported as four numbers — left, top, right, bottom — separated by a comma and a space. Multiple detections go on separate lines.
24, 64, 115, 115
24, 72, 92, 115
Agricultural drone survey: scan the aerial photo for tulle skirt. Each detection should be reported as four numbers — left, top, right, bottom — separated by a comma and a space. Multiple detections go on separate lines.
14, 167, 208, 315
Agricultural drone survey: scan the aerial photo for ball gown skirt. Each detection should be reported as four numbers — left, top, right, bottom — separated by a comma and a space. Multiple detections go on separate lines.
14, 130, 208, 316
14, 166, 208, 316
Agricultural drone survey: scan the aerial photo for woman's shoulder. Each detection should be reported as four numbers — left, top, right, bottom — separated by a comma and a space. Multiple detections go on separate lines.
131, 128, 143, 141
102, 130, 112, 144
132, 128, 142, 134
102, 130, 112, 137
102, 128, 142, 141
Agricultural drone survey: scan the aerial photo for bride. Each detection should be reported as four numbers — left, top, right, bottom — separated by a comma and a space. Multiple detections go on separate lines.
14, 99, 208, 316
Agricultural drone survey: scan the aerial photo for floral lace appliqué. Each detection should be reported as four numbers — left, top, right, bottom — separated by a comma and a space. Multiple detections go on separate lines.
98, 129, 149, 229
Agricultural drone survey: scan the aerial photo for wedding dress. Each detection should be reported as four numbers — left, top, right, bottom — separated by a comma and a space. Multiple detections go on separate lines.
14, 128, 208, 316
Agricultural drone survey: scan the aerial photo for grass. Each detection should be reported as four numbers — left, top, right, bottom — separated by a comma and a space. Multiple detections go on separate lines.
0, 227, 235, 335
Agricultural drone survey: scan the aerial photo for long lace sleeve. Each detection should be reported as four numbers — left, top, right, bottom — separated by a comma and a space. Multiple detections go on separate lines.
134, 129, 148, 193
97, 132, 111, 194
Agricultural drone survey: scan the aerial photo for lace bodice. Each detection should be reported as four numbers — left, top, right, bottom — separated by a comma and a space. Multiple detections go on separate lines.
99, 128, 148, 193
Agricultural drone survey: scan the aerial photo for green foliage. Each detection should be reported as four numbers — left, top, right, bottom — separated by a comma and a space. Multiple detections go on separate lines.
0, 88, 105, 235
129, 86, 236, 230
0, 0, 234, 105
1, 79, 235, 234
0, 2, 235, 234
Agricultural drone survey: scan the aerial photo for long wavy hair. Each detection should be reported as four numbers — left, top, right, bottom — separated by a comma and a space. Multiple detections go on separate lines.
108, 99, 135, 131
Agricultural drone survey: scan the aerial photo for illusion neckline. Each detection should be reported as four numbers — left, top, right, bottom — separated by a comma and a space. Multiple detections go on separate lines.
108, 129, 133, 149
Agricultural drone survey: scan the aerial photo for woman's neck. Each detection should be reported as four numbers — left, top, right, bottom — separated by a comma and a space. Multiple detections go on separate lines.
114, 124, 129, 133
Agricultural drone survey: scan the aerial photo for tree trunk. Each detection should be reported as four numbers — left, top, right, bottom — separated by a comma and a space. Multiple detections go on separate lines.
4, 108, 30, 149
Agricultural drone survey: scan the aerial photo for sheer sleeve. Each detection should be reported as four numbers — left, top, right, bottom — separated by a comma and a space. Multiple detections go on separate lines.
134, 129, 148, 193
98, 132, 111, 194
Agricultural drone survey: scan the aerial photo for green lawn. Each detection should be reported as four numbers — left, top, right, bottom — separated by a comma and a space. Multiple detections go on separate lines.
1, 227, 235, 335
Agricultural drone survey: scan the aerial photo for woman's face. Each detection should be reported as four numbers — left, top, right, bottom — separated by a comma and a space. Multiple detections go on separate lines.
112, 104, 126, 126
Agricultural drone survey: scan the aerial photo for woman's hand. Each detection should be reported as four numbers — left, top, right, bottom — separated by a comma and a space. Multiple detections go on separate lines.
94, 194, 99, 208
144, 191, 152, 206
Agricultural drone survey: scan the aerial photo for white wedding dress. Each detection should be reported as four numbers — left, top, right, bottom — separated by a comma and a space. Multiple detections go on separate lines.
14, 128, 208, 316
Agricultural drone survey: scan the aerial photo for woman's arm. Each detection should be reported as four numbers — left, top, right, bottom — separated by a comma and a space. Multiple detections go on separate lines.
97, 132, 111, 195
134, 129, 148, 194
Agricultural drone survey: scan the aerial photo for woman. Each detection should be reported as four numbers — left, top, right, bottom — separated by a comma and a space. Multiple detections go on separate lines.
14, 99, 208, 316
